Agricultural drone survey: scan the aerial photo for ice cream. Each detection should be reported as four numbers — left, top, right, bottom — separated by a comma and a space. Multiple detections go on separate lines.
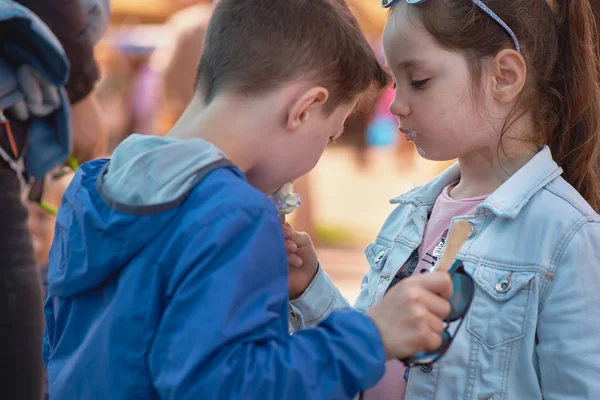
401, 129, 417, 142
269, 182, 301, 219
399, 127, 426, 156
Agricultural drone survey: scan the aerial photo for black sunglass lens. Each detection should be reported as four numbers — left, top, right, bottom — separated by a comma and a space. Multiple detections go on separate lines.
447, 271, 475, 322
381, 0, 398, 8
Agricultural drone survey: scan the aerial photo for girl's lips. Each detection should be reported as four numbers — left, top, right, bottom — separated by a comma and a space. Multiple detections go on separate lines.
399, 128, 417, 142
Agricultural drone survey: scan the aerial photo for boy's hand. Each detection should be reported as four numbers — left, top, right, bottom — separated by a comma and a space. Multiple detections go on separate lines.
367, 272, 453, 360
283, 223, 319, 300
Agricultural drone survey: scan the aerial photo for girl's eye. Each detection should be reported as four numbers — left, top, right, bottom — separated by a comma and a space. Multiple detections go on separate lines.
410, 79, 430, 89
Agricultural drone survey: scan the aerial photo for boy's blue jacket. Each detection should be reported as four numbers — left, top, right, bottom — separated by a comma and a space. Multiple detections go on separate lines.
43, 134, 386, 399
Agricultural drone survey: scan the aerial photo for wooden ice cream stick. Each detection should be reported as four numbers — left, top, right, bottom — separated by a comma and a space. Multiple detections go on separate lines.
435, 220, 471, 273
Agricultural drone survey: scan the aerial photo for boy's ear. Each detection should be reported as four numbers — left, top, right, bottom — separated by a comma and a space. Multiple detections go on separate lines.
489, 49, 527, 104
286, 87, 329, 131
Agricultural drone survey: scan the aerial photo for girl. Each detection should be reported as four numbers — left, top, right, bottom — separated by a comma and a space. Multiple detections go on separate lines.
287, 0, 600, 398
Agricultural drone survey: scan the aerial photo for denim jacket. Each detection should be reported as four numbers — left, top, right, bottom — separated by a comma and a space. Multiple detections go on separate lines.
290, 146, 600, 400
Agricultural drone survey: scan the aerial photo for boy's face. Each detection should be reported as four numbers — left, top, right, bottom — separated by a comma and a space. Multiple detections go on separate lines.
246, 99, 357, 195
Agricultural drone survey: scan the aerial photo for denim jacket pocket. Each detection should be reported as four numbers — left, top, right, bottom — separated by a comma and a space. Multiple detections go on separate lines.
364, 241, 391, 272
467, 264, 535, 347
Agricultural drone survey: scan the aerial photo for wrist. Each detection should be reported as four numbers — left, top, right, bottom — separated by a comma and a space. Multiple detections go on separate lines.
290, 262, 321, 300
365, 310, 389, 359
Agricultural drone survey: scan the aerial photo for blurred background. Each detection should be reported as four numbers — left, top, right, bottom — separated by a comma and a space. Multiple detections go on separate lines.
89, 0, 454, 303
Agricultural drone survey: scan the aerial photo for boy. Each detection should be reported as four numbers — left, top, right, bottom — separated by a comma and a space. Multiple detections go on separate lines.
44, 1, 453, 398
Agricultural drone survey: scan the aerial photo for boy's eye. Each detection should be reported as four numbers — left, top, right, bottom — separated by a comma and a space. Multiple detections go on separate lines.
410, 79, 430, 89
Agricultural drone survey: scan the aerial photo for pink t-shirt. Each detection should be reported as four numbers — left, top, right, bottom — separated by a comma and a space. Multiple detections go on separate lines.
363, 184, 487, 400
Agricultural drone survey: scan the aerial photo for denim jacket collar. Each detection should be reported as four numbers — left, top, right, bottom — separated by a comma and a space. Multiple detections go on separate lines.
391, 146, 562, 219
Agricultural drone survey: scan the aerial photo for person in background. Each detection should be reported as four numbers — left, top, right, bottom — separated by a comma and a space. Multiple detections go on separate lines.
0, 1, 108, 398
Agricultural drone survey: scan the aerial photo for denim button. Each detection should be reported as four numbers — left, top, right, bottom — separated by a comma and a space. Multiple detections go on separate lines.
374, 251, 386, 263
495, 276, 511, 293
420, 364, 433, 373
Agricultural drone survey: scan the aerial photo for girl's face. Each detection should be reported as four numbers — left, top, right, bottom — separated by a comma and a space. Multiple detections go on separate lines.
383, 5, 503, 162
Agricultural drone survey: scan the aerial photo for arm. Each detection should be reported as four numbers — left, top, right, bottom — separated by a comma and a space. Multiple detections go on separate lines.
288, 245, 378, 329
537, 220, 600, 399
289, 264, 351, 331
285, 225, 373, 331
148, 204, 386, 400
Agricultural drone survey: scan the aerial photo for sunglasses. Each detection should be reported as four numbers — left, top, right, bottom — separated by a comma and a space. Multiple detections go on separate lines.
399, 259, 475, 367
381, 0, 521, 53
27, 155, 79, 216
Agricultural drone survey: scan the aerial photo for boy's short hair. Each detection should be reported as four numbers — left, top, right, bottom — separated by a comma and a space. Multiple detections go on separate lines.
196, 0, 389, 112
